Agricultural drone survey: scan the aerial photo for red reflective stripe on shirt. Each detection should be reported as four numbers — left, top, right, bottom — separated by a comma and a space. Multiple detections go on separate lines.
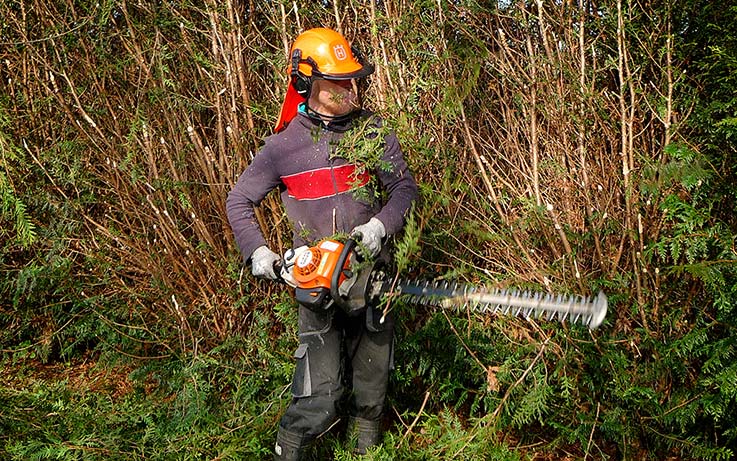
281, 164, 370, 200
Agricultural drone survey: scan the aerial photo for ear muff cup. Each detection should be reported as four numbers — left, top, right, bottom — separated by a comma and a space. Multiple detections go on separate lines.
292, 74, 311, 97
290, 49, 313, 98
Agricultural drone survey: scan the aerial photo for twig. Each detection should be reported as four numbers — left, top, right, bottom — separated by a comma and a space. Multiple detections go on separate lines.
332, 0, 342, 33
441, 310, 486, 374
583, 402, 600, 460
400, 391, 430, 445
459, 111, 542, 279
452, 338, 551, 458
491, 338, 550, 420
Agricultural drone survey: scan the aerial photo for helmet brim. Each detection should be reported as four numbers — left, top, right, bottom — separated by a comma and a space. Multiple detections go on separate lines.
319, 62, 375, 81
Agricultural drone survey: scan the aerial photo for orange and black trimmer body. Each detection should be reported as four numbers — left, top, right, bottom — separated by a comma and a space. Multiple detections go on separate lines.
290, 239, 381, 315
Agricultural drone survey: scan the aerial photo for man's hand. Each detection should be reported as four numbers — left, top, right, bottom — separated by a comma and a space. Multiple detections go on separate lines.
250, 245, 280, 280
280, 246, 309, 287
351, 217, 386, 257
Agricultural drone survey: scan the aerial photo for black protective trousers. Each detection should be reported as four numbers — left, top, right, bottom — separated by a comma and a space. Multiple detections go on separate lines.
278, 303, 394, 442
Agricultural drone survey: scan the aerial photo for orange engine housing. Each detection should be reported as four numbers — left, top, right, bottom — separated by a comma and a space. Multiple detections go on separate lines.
293, 240, 350, 290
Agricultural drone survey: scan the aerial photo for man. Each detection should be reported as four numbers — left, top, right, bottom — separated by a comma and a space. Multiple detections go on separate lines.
226, 28, 417, 460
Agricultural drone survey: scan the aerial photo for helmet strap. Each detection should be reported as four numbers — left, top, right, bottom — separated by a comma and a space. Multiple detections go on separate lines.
303, 102, 361, 127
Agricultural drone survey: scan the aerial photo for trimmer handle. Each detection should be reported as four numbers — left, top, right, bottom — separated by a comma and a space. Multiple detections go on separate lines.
330, 238, 358, 303
272, 260, 285, 284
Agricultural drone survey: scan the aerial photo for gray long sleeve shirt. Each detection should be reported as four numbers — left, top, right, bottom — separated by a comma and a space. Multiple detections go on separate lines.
226, 110, 418, 262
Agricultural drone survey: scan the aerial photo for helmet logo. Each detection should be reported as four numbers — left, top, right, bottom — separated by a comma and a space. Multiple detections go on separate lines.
333, 44, 347, 61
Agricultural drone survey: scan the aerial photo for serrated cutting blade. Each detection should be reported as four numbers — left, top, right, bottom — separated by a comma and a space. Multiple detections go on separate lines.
391, 280, 607, 329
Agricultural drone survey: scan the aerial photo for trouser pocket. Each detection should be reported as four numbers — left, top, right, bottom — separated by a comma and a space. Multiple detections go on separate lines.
291, 343, 311, 398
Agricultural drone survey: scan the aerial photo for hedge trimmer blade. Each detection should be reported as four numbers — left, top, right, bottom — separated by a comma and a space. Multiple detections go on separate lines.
387, 279, 608, 329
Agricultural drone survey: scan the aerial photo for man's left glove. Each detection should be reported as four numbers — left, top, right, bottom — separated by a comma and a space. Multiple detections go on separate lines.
351, 217, 386, 257
250, 245, 280, 280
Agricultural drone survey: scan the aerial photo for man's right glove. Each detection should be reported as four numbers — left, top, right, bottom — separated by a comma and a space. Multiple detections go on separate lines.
280, 246, 309, 287
250, 245, 280, 280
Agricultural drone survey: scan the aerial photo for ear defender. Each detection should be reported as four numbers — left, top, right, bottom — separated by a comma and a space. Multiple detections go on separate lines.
291, 49, 312, 97
293, 74, 311, 97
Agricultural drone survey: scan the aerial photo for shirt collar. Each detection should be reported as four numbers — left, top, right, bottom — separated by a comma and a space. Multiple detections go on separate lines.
298, 103, 358, 132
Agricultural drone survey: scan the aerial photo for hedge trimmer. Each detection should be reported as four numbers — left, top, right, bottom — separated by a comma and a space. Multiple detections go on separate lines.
279, 239, 607, 330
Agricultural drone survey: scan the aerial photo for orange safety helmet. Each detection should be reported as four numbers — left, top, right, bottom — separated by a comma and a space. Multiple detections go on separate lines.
275, 28, 374, 132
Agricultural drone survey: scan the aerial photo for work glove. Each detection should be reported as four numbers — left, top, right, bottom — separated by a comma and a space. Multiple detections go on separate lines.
280, 246, 309, 288
250, 245, 280, 280
351, 217, 386, 257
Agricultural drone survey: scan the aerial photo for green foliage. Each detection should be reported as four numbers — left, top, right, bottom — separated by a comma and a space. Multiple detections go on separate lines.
331, 114, 396, 204
1, 333, 291, 460
0, 174, 37, 249
0, 103, 37, 248
392, 205, 422, 274
637, 15, 737, 451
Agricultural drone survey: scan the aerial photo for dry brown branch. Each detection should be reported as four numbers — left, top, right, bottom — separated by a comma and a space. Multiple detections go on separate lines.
1, 0, 678, 352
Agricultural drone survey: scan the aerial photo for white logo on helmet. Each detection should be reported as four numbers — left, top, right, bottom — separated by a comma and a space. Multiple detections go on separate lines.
333, 44, 347, 61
